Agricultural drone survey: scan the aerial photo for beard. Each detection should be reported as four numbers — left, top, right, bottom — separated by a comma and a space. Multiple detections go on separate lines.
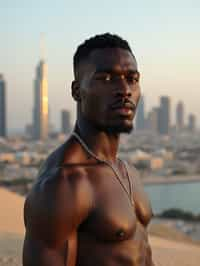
92, 119, 134, 134
81, 108, 134, 134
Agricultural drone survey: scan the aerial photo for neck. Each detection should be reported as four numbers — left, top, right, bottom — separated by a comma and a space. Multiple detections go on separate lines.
74, 116, 120, 163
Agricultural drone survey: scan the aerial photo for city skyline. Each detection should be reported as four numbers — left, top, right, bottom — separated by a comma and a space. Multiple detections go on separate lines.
135, 95, 196, 135
2, 70, 199, 134
1, 1, 200, 131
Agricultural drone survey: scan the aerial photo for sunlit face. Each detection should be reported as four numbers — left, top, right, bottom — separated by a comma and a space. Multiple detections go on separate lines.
75, 48, 141, 133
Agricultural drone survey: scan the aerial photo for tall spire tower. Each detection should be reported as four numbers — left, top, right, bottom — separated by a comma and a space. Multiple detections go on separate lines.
0, 74, 6, 137
33, 35, 48, 140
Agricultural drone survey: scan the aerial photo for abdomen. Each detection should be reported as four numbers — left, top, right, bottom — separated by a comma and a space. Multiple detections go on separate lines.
76, 231, 153, 266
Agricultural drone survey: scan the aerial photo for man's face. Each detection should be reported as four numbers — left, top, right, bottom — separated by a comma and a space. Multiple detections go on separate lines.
75, 47, 141, 133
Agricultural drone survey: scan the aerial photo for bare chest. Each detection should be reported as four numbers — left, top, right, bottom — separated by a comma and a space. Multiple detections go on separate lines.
78, 166, 139, 241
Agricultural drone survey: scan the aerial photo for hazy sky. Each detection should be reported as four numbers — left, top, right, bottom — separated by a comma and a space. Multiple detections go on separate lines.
1, 0, 200, 131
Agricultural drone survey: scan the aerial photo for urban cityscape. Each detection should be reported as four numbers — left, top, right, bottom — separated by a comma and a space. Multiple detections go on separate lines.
0, 53, 200, 185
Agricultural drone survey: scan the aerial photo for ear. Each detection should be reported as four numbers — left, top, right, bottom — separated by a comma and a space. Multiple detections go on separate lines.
71, 80, 81, 102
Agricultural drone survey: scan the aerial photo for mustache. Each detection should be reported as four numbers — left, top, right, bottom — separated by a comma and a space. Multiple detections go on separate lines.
110, 99, 137, 111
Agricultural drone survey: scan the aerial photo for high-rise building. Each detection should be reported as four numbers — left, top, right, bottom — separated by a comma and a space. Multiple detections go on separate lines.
61, 110, 71, 134
0, 74, 6, 137
33, 60, 48, 140
188, 113, 196, 132
176, 101, 184, 131
135, 95, 145, 130
147, 107, 160, 133
158, 96, 170, 135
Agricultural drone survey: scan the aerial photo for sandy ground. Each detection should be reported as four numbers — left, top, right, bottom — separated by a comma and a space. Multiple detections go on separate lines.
1, 186, 200, 266
0, 187, 24, 265
0, 187, 25, 235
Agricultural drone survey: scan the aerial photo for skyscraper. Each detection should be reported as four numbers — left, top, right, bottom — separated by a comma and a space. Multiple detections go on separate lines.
188, 113, 196, 133
135, 95, 145, 131
61, 109, 71, 134
158, 96, 170, 135
0, 74, 6, 137
176, 101, 184, 131
33, 60, 48, 140
147, 107, 160, 133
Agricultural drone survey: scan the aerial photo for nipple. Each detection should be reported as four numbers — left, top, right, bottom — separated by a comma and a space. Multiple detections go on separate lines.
116, 229, 125, 238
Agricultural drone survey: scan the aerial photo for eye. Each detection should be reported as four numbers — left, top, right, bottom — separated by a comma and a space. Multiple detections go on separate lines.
105, 74, 111, 81
95, 73, 111, 82
126, 75, 134, 83
126, 73, 139, 84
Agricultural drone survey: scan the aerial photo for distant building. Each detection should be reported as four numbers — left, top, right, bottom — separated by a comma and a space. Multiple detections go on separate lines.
147, 107, 160, 133
176, 101, 184, 131
61, 110, 71, 134
188, 113, 196, 132
25, 124, 33, 138
32, 60, 48, 140
48, 106, 55, 135
158, 96, 170, 135
0, 74, 6, 137
136, 96, 145, 131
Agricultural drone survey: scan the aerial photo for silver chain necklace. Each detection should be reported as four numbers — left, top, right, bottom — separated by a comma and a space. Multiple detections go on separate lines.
71, 131, 135, 207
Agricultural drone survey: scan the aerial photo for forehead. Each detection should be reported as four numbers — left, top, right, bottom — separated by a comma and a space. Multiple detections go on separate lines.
88, 47, 137, 72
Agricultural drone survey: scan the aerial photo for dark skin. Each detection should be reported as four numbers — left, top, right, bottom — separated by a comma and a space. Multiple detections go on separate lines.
23, 47, 154, 266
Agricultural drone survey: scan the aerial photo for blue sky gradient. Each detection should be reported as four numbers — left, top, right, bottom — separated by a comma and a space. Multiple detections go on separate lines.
0, 0, 200, 130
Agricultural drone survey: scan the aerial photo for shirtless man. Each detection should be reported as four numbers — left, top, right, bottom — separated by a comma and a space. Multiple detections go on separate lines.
23, 33, 154, 266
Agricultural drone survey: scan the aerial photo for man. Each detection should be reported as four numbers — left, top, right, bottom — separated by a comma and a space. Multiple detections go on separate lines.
23, 33, 154, 266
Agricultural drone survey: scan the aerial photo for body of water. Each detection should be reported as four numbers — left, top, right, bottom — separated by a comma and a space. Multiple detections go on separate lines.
144, 181, 200, 215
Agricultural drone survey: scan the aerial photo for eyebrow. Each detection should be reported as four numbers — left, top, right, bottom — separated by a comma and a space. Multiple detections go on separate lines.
93, 68, 139, 75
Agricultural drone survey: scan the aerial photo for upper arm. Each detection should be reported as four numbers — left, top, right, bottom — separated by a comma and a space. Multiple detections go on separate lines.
23, 230, 77, 266
23, 232, 69, 266
23, 166, 93, 265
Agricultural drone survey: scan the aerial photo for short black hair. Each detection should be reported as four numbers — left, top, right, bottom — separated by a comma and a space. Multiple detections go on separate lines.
73, 33, 135, 79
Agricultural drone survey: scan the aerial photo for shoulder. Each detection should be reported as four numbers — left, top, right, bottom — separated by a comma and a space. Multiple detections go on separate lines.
126, 162, 153, 226
24, 162, 94, 246
37, 140, 70, 177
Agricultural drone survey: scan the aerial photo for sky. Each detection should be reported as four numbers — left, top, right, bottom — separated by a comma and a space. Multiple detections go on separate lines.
0, 0, 200, 132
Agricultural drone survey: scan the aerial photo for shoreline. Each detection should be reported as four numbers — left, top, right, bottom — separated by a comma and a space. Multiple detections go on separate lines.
142, 175, 200, 185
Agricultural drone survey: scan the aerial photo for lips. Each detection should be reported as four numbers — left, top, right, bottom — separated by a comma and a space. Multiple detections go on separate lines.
110, 101, 136, 111
109, 101, 136, 118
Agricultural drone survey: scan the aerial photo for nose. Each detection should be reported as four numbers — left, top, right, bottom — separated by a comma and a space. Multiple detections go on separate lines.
115, 76, 132, 98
